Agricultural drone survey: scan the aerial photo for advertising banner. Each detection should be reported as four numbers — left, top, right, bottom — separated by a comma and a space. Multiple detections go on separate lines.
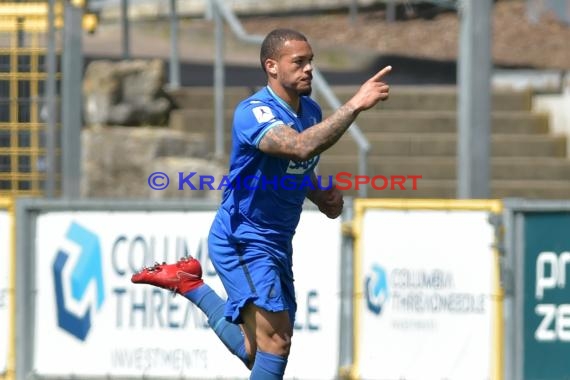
33, 210, 340, 379
522, 212, 570, 380
0, 210, 9, 375
357, 209, 496, 380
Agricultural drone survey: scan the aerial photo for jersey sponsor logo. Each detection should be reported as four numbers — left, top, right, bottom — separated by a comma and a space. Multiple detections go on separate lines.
286, 155, 318, 174
252, 106, 275, 123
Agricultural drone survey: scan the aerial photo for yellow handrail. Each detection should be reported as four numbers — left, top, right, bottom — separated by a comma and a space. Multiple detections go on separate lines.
0, 198, 14, 380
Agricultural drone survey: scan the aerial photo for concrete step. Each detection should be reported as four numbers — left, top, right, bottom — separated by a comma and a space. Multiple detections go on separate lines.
330, 111, 548, 134
167, 85, 532, 112
170, 109, 549, 135
319, 85, 533, 112
168, 87, 258, 111
325, 133, 567, 157
331, 179, 570, 199
164, 85, 567, 199
492, 180, 570, 199
316, 156, 570, 180
192, 132, 566, 160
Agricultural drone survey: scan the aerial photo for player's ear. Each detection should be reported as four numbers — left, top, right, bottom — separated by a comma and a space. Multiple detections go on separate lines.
266, 59, 278, 75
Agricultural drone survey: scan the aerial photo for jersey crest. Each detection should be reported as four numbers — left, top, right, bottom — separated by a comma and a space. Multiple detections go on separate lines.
252, 106, 275, 123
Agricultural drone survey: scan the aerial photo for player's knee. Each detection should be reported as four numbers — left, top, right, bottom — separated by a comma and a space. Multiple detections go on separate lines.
278, 331, 292, 357
260, 331, 291, 357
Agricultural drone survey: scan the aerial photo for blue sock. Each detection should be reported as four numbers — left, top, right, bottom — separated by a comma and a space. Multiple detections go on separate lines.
250, 350, 288, 379
183, 285, 249, 367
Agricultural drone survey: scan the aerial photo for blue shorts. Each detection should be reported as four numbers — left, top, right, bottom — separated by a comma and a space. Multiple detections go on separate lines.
208, 211, 297, 327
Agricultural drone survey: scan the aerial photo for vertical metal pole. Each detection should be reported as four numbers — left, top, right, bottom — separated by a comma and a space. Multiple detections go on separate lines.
46, 0, 57, 198
348, 0, 358, 26
513, 211, 525, 380
121, 0, 130, 60
386, 0, 397, 23
491, 211, 505, 380
62, 1, 83, 198
503, 205, 515, 380
338, 198, 354, 373
457, 0, 492, 198
16, 17, 25, 48
15, 201, 35, 380
213, 2, 225, 159
169, 0, 180, 89
204, 0, 213, 20
526, 0, 540, 23
358, 149, 368, 198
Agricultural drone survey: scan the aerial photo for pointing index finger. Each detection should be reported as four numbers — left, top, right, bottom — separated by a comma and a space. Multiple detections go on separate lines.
371, 65, 392, 81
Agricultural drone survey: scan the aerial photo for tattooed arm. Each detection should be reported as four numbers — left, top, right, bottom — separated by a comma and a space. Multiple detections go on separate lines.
258, 65, 391, 161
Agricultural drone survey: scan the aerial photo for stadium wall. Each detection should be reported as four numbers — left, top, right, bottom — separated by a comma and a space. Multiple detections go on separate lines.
4, 197, 570, 379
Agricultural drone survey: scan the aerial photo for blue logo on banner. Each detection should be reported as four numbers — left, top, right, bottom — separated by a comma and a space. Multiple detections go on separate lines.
53, 222, 105, 341
365, 264, 389, 315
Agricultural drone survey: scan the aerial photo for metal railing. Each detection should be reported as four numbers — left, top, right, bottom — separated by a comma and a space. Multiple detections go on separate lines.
210, 0, 371, 197
0, 1, 63, 198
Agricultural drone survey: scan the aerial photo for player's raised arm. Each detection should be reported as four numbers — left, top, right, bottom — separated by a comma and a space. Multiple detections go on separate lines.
258, 65, 392, 161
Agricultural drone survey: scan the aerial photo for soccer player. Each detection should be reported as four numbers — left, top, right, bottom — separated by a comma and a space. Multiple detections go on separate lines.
132, 28, 391, 379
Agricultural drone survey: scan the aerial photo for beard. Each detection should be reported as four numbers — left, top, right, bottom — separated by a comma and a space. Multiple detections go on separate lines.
299, 86, 312, 96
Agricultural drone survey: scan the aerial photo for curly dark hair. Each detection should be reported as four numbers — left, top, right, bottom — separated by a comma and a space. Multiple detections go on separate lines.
259, 29, 308, 72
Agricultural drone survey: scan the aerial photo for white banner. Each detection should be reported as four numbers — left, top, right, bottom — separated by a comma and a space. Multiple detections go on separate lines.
0, 210, 10, 375
34, 210, 340, 379
358, 209, 495, 380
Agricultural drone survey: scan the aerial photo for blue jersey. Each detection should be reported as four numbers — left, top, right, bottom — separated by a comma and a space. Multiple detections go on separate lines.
217, 86, 322, 249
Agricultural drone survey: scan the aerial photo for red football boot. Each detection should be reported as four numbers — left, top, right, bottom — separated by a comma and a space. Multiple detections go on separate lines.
131, 256, 204, 294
